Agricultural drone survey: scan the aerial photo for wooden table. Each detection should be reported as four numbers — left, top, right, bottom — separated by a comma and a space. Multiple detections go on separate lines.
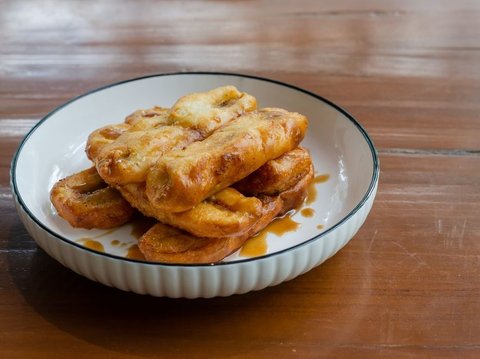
1, 1, 479, 357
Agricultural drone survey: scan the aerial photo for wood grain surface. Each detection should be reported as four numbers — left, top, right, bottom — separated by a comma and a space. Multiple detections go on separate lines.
1, 1, 480, 358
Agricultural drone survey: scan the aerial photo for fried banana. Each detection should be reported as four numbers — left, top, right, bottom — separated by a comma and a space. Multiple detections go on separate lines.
50, 167, 134, 229
95, 125, 201, 184
146, 108, 308, 213
138, 162, 313, 264
90, 86, 257, 186
139, 187, 271, 238
169, 85, 257, 137
51, 87, 312, 265
138, 196, 281, 264
86, 106, 168, 161
50, 148, 312, 235
124, 106, 170, 129
234, 147, 312, 196
118, 148, 312, 238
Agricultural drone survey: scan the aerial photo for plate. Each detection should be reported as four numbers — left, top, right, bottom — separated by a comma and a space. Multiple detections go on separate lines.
11, 72, 379, 298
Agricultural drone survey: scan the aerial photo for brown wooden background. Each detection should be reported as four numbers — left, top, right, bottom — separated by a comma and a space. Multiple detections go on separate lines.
1, 1, 479, 358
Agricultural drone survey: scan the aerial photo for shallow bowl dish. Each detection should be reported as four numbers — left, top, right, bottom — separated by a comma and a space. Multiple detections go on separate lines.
11, 72, 379, 298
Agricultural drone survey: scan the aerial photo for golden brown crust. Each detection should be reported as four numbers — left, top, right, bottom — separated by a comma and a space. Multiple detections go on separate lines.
138, 167, 312, 264
114, 181, 266, 239
90, 86, 257, 188
277, 161, 314, 215
124, 106, 170, 128
95, 125, 201, 185
146, 108, 308, 213
92, 107, 201, 185
138, 196, 282, 264
86, 123, 130, 161
156, 188, 264, 238
114, 148, 313, 238
138, 226, 233, 264
49, 148, 312, 237
169, 85, 257, 137
234, 147, 312, 196
85, 106, 169, 161
50, 167, 134, 229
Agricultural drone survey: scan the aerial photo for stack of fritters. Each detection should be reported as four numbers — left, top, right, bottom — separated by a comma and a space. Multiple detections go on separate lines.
50, 86, 313, 263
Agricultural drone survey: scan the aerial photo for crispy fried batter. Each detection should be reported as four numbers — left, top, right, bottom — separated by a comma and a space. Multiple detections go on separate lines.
125, 106, 170, 128
90, 86, 257, 187
86, 106, 168, 161
138, 164, 313, 264
234, 147, 312, 196
50, 167, 134, 229
153, 188, 265, 238
138, 196, 281, 264
146, 108, 308, 213
86, 123, 130, 161
95, 125, 201, 184
277, 161, 314, 215
116, 148, 313, 238
118, 183, 260, 238
169, 85, 257, 137
50, 147, 312, 236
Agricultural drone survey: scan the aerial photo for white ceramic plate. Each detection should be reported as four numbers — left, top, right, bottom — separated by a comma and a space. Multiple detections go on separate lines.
11, 73, 379, 298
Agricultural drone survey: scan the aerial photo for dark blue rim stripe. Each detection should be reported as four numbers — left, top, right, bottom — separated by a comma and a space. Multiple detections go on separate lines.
10, 71, 380, 267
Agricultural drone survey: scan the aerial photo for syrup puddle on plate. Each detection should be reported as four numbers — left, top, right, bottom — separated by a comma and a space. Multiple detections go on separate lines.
240, 211, 300, 257
305, 173, 330, 204
75, 216, 154, 258
300, 207, 315, 217
126, 244, 146, 260
77, 238, 105, 252
76, 227, 117, 252
240, 173, 329, 258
